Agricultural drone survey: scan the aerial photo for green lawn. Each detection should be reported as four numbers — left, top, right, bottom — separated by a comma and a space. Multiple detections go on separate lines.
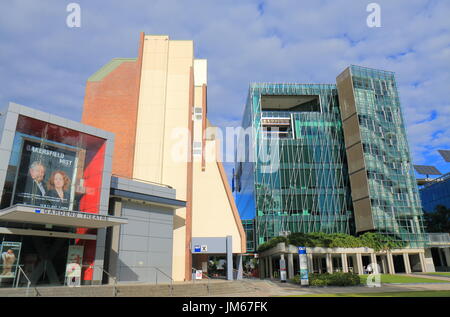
294, 290, 450, 297
426, 272, 450, 277
359, 274, 450, 284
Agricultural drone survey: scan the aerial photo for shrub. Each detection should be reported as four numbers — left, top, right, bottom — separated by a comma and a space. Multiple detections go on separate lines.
292, 272, 361, 287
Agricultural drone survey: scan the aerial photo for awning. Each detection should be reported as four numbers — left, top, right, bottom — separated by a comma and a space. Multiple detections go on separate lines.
0, 205, 128, 229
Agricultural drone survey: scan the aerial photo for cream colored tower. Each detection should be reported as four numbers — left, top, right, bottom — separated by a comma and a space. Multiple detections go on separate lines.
133, 35, 245, 281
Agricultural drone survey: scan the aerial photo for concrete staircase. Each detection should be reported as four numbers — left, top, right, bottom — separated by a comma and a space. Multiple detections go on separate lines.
0, 279, 258, 297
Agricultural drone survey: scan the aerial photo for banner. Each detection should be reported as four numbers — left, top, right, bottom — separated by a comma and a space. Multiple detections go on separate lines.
13, 139, 77, 211
0, 242, 22, 279
298, 247, 309, 286
65, 245, 84, 287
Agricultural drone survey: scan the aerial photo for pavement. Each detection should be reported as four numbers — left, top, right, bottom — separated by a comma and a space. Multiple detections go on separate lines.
210, 276, 450, 297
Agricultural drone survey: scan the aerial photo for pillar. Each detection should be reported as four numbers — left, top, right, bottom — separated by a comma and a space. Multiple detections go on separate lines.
387, 252, 395, 274
443, 248, 450, 268
419, 251, 427, 273
403, 253, 411, 274
226, 236, 233, 280
287, 253, 294, 279
269, 256, 273, 279
370, 253, 378, 274
381, 255, 388, 274
356, 253, 364, 274
259, 256, 265, 279
236, 254, 243, 280
307, 253, 313, 273
326, 254, 333, 273
341, 254, 348, 273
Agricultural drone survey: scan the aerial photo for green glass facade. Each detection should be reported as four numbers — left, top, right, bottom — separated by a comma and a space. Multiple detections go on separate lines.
235, 84, 354, 246
235, 66, 428, 250
342, 66, 427, 247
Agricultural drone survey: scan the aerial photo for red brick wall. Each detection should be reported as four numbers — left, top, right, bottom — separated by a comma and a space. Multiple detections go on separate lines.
81, 61, 139, 178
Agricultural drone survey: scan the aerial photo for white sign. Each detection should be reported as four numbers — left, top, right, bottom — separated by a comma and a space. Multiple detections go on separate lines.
195, 270, 203, 280
201, 245, 208, 252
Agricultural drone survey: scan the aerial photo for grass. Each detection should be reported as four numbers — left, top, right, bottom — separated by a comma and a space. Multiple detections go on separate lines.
426, 272, 450, 277
359, 274, 450, 284
292, 290, 450, 297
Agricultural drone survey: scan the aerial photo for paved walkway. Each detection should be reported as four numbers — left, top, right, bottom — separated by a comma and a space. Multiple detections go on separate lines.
214, 278, 450, 297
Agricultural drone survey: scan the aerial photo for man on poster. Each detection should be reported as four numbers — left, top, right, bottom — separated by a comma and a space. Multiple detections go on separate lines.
26, 161, 47, 197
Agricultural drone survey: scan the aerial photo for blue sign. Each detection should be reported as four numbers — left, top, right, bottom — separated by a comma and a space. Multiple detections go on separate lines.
194, 245, 201, 253
35, 209, 41, 214
298, 247, 306, 254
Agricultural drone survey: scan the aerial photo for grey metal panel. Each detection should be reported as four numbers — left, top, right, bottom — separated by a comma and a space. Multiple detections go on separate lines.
148, 237, 172, 253
149, 222, 173, 239
4, 111, 18, 132
119, 234, 148, 251
116, 200, 173, 283
191, 237, 228, 254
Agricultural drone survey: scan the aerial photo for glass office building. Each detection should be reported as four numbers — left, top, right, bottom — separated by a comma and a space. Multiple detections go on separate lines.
235, 66, 428, 249
420, 172, 450, 213
235, 83, 354, 246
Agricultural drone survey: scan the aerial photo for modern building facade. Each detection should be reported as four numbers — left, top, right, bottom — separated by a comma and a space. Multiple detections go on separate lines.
0, 102, 187, 286
82, 33, 246, 282
235, 65, 428, 251
235, 84, 354, 248
419, 172, 450, 213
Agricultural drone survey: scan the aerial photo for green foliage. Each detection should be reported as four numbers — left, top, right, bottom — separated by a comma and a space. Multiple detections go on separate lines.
257, 236, 288, 252
292, 273, 361, 287
258, 232, 404, 252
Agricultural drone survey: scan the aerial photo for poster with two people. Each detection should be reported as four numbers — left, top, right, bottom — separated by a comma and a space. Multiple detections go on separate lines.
13, 139, 77, 211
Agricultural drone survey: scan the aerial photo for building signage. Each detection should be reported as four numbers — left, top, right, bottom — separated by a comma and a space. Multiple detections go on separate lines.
12, 139, 78, 211
298, 247, 309, 286
0, 242, 22, 279
195, 270, 203, 280
194, 245, 201, 253
201, 245, 208, 252
34, 208, 109, 221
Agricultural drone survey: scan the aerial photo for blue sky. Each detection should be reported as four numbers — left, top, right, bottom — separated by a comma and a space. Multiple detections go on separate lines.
1, 0, 449, 182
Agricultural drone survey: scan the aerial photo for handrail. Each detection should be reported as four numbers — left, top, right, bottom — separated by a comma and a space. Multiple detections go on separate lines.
81, 265, 118, 296
14, 265, 36, 297
192, 268, 211, 296
154, 267, 174, 296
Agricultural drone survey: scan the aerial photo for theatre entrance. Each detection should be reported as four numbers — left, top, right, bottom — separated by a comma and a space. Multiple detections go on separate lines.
0, 234, 73, 286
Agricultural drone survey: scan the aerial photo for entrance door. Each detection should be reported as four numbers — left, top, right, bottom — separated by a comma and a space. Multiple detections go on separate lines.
24, 236, 71, 285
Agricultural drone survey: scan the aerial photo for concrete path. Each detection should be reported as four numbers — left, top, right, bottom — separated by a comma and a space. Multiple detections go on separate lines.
212, 278, 450, 297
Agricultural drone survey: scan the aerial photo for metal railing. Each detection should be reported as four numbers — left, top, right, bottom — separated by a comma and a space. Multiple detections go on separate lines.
154, 267, 174, 296
428, 233, 450, 245
79, 265, 118, 296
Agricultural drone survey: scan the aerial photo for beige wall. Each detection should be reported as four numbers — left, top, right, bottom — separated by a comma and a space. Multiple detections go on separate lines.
192, 140, 244, 254
132, 35, 244, 281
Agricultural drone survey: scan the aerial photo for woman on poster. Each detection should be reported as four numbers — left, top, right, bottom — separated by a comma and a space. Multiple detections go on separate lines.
46, 170, 71, 209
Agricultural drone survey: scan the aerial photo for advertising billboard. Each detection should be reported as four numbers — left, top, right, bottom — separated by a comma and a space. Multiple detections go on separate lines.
12, 139, 78, 211
0, 242, 22, 279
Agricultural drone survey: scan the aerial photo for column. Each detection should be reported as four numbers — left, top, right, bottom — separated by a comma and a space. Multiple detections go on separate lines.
370, 253, 378, 274
387, 252, 395, 274
269, 256, 273, 279
326, 254, 333, 273
341, 254, 348, 273
226, 236, 233, 280
108, 199, 122, 284
236, 254, 243, 280
419, 252, 427, 273
259, 257, 265, 279
443, 248, 450, 268
307, 253, 313, 273
403, 253, 411, 274
381, 256, 388, 274
287, 253, 294, 279
356, 253, 364, 274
